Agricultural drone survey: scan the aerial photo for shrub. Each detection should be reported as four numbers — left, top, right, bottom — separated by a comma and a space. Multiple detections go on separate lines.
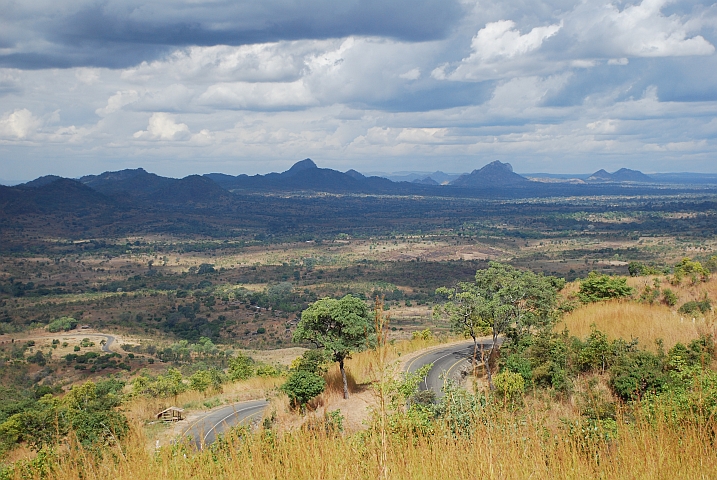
47, 317, 77, 333
280, 370, 325, 409
256, 364, 281, 377
610, 351, 668, 401
504, 354, 533, 387
672, 258, 709, 284
706, 255, 717, 273
291, 349, 330, 375
493, 371, 525, 404
678, 299, 711, 316
661, 288, 678, 307
411, 328, 433, 341
577, 272, 633, 303
228, 353, 255, 381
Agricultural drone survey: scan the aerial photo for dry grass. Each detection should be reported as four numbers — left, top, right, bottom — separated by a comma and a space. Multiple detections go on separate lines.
559, 274, 717, 350
559, 301, 715, 350
30, 406, 717, 480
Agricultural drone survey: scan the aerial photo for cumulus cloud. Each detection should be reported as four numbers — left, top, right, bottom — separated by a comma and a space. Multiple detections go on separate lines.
0, 108, 43, 139
433, 20, 561, 81
96, 90, 140, 116
198, 81, 315, 110
566, 0, 715, 58
133, 112, 190, 141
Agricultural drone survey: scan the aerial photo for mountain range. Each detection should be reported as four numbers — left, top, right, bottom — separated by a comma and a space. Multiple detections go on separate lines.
2, 159, 715, 218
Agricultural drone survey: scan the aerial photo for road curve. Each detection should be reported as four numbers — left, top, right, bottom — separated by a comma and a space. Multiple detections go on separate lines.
404, 339, 495, 397
99, 334, 115, 353
182, 399, 269, 449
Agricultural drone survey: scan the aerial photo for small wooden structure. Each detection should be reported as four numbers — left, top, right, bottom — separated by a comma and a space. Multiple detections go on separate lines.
156, 407, 185, 422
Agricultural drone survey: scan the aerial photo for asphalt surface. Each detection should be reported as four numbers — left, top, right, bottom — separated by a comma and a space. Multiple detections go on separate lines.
404, 339, 495, 397
99, 334, 115, 353
182, 399, 269, 449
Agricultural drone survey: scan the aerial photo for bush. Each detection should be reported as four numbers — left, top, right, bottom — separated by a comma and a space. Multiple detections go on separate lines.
256, 364, 281, 377
47, 317, 77, 333
678, 299, 711, 316
577, 272, 633, 303
610, 351, 668, 401
672, 258, 709, 284
280, 371, 325, 409
291, 349, 330, 375
493, 371, 525, 404
411, 328, 433, 341
228, 353, 255, 381
661, 288, 678, 307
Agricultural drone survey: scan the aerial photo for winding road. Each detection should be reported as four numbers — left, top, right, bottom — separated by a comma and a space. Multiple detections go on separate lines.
404, 339, 495, 397
181, 338, 496, 448
181, 399, 269, 449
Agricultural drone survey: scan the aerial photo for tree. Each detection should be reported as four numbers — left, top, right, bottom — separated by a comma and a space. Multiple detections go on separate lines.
435, 285, 489, 375
437, 262, 563, 390
293, 295, 372, 399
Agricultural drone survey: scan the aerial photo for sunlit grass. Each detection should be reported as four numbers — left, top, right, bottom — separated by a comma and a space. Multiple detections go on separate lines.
40, 406, 717, 480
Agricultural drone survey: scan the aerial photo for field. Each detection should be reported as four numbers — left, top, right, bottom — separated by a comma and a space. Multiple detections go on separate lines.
2, 188, 717, 478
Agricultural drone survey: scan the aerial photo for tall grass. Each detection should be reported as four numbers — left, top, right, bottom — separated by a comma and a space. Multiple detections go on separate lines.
560, 301, 715, 350
28, 405, 717, 480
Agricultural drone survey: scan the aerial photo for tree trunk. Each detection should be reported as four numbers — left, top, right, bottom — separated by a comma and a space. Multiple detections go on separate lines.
339, 357, 349, 399
485, 330, 499, 391
472, 336, 478, 377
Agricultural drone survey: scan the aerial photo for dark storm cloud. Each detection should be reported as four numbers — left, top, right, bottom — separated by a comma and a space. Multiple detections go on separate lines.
0, 0, 463, 69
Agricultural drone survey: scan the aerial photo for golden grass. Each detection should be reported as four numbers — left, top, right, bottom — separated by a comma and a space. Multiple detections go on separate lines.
559, 301, 715, 350
32, 407, 717, 480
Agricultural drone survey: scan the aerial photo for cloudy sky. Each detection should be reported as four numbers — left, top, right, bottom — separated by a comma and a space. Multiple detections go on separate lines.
1, 0, 716, 181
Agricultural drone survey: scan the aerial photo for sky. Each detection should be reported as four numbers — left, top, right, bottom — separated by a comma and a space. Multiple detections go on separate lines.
1, 0, 717, 181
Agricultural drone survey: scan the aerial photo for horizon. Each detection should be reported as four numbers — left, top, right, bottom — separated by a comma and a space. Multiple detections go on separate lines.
1, 1, 717, 180
4, 159, 717, 187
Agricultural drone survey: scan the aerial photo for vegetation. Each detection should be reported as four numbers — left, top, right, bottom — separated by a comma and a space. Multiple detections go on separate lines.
577, 272, 634, 303
293, 295, 373, 399
3, 177, 717, 476
47, 317, 78, 333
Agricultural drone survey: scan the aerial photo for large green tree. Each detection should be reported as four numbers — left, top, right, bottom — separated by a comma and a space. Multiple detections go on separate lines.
437, 262, 564, 390
293, 295, 372, 399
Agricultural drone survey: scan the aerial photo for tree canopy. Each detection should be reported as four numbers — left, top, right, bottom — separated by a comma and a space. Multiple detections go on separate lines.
293, 294, 373, 399
436, 262, 564, 389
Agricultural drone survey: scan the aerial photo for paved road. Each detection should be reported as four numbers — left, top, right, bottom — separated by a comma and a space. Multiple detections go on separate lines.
404, 339, 495, 397
182, 399, 269, 449
99, 334, 115, 353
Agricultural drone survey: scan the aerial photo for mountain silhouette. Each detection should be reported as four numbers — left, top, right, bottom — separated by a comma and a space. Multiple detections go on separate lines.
1, 178, 115, 215
588, 168, 652, 182
451, 161, 530, 187
206, 159, 397, 194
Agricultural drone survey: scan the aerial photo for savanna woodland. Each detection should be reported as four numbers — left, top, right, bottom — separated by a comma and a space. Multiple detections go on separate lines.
2, 166, 717, 479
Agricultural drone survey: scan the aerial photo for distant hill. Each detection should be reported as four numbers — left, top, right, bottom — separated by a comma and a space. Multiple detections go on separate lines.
368, 170, 461, 184
80, 168, 175, 199
451, 161, 531, 187
21, 175, 65, 188
412, 176, 440, 185
587, 168, 652, 183
205, 159, 398, 194
0, 178, 115, 215
151, 175, 234, 207
587, 169, 614, 182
